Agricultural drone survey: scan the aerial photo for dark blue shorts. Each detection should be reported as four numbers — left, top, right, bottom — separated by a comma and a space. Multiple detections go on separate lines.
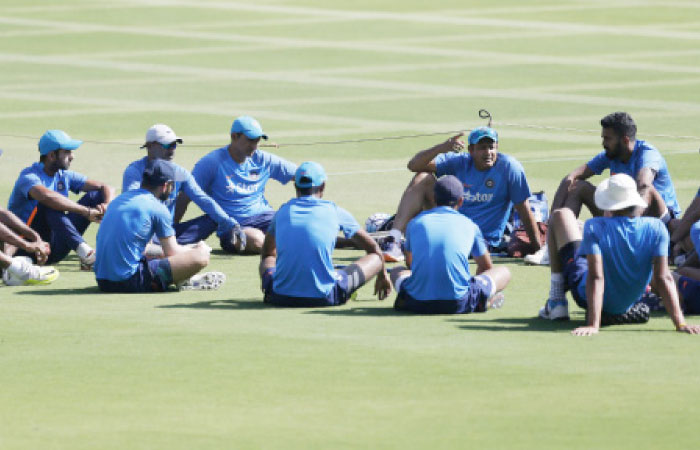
393, 275, 494, 314
678, 276, 700, 314
97, 258, 172, 293
220, 210, 276, 253
559, 241, 588, 309
262, 267, 352, 307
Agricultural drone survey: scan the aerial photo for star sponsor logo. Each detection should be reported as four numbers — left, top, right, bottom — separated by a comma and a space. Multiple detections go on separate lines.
225, 174, 258, 194
463, 190, 494, 203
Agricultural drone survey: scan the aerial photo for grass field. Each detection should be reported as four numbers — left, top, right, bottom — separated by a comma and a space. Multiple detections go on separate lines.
2, 0, 700, 448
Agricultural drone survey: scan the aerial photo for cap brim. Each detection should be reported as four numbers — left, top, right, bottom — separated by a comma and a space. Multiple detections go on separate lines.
62, 139, 83, 150
242, 131, 268, 140
594, 191, 648, 211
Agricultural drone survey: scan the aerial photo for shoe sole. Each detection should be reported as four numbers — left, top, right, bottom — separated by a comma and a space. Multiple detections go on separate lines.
179, 272, 226, 291
487, 292, 505, 309
383, 253, 404, 263
23, 269, 60, 286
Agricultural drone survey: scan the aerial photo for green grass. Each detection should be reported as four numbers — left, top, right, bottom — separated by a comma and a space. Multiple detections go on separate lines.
2, 0, 700, 448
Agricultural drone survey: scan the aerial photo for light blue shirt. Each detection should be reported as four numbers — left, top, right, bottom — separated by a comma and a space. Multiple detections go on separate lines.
435, 152, 531, 247
192, 147, 296, 221
95, 189, 174, 281
8, 162, 87, 222
587, 140, 680, 216
271, 196, 359, 298
122, 157, 235, 236
403, 207, 487, 301
577, 216, 668, 314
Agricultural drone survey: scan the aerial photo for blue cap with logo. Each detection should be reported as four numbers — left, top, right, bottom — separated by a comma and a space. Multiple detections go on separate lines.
295, 161, 327, 189
468, 126, 498, 145
142, 159, 186, 185
231, 115, 268, 140
38, 130, 83, 155
434, 175, 464, 207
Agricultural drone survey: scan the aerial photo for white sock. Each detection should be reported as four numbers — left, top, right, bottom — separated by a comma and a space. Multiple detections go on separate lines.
549, 273, 566, 301
389, 228, 403, 242
76, 242, 93, 259
660, 210, 671, 224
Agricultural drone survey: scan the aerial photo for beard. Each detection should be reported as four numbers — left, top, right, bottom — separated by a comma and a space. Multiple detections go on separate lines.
605, 140, 624, 159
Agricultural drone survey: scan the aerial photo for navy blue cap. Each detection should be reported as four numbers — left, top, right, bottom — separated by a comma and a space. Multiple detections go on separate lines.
434, 175, 464, 206
468, 126, 498, 145
142, 159, 186, 185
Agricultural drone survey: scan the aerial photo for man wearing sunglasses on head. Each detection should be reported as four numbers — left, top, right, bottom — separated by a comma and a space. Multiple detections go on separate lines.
122, 124, 242, 253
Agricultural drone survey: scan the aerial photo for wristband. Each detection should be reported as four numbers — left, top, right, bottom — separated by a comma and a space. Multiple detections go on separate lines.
676, 322, 687, 331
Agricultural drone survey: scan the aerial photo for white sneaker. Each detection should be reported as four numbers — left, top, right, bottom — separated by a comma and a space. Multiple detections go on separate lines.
524, 244, 549, 266
538, 299, 569, 320
178, 271, 226, 291
3, 256, 59, 286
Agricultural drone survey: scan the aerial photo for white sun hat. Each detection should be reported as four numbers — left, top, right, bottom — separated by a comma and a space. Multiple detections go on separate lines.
594, 173, 648, 211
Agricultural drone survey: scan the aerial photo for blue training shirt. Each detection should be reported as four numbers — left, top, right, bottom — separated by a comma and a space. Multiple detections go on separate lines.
95, 189, 174, 282
8, 162, 87, 222
123, 157, 235, 236
271, 196, 360, 298
435, 152, 531, 247
191, 147, 297, 221
587, 140, 680, 216
402, 206, 487, 301
577, 216, 668, 315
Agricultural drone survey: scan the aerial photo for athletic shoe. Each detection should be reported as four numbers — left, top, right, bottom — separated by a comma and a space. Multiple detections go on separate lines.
639, 286, 665, 312
486, 292, 505, 310
79, 249, 96, 271
600, 302, 650, 326
381, 236, 404, 263
3, 257, 59, 286
524, 244, 549, 266
538, 299, 569, 320
178, 271, 226, 291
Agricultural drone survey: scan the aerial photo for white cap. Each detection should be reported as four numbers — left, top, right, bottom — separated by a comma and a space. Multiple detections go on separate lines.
141, 124, 182, 148
594, 173, 648, 211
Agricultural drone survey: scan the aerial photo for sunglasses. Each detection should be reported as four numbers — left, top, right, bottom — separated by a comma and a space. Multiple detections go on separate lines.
159, 141, 177, 150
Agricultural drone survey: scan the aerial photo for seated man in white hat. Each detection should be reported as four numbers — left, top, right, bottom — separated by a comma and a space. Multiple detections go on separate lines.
122, 124, 242, 251
538, 173, 699, 335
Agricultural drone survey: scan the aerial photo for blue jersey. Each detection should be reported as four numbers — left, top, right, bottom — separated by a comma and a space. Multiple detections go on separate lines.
587, 140, 680, 216
192, 147, 296, 221
8, 162, 87, 222
271, 196, 359, 298
402, 206, 487, 301
123, 157, 235, 235
577, 216, 668, 315
435, 152, 531, 246
95, 189, 174, 281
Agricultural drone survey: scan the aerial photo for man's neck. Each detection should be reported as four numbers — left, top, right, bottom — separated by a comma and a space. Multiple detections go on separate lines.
227, 144, 247, 164
42, 162, 56, 177
618, 140, 636, 164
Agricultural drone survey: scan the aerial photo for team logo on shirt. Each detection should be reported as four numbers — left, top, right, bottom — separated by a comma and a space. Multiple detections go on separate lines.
485, 178, 495, 188
57, 182, 65, 191
249, 170, 260, 181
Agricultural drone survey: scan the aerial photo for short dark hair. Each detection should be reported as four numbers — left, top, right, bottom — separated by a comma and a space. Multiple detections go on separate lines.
600, 112, 637, 140
295, 185, 323, 197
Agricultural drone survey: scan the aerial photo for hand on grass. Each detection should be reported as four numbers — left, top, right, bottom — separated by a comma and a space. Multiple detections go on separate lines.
677, 324, 700, 334
571, 326, 599, 336
374, 270, 393, 300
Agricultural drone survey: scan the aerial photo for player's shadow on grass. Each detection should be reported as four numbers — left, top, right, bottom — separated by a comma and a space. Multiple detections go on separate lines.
14, 286, 101, 296
306, 306, 409, 317
158, 298, 268, 310
451, 316, 580, 332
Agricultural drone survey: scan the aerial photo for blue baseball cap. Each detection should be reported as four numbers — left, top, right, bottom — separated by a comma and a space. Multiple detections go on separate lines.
434, 175, 464, 207
142, 159, 186, 185
295, 161, 327, 189
38, 130, 83, 155
231, 115, 268, 140
468, 126, 498, 145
